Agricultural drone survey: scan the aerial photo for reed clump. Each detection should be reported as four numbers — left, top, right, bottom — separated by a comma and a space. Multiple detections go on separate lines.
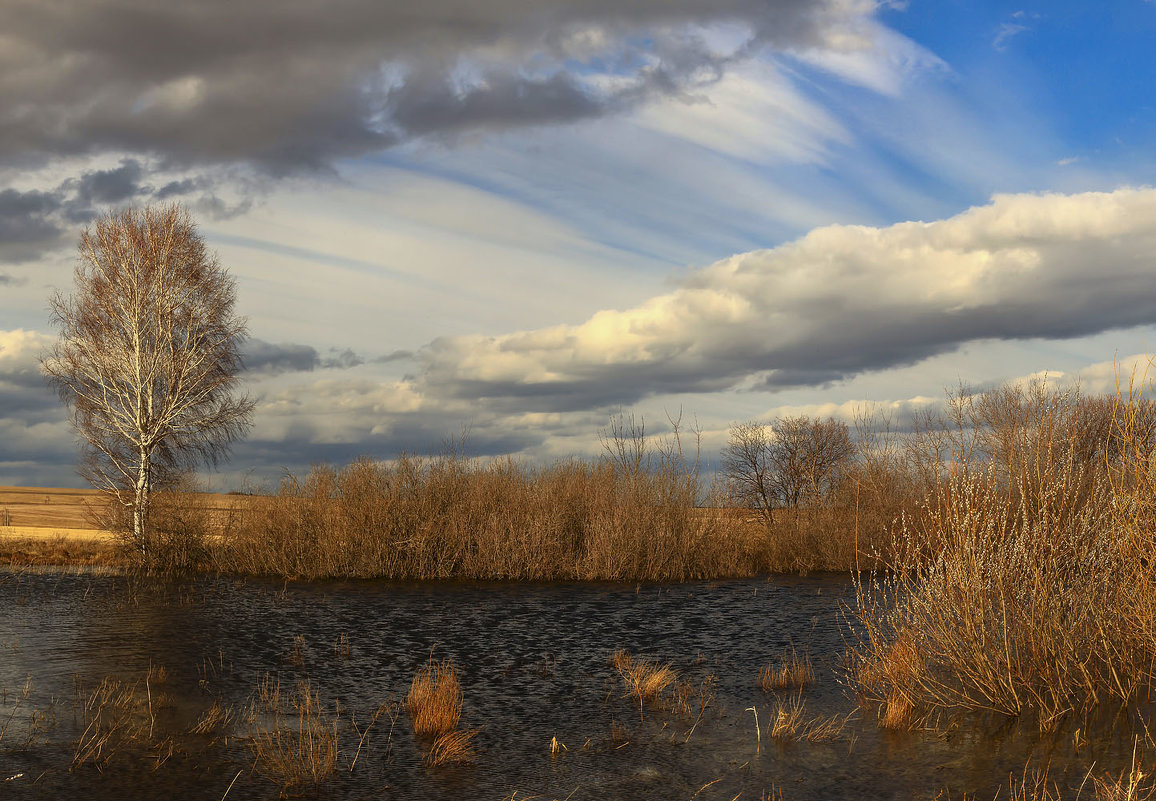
1093, 760, 1155, 801
850, 378, 1156, 731
613, 651, 677, 705
248, 680, 338, 791
406, 659, 479, 765
72, 675, 157, 769
189, 700, 232, 736
767, 697, 849, 743
759, 646, 813, 692
425, 728, 478, 767
669, 673, 716, 722
407, 659, 463, 740
1006, 766, 1062, 801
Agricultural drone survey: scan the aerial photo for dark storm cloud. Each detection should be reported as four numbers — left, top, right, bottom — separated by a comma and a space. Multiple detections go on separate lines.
0, 160, 251, 263
243, 339, 365, 375
0, 187, 67, 263
243, 340, 319, 374
0, 162, 148, 264
70, 159, 147, 206
59, 159, 150, 222
321, 349, 364, 370
154, 178, 203, 199
0, 0, 869, 172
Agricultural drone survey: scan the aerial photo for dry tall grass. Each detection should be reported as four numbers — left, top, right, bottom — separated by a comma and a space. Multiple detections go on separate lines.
0, 534, 126, 567
615, 653, 677, 706
72, 676, 151, 769
213, 427, 767, 580
766, 697, 849, 743
405, 659, 479, 765
425, 728, 478, 767
850, 378, 1156, 730
407, 659, 463, 740
759, 646, 814, 693
1093, 759, 1155, 801
248, 680, 338, 791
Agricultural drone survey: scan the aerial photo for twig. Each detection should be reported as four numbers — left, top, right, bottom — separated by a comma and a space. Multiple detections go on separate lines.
146, 674, 154, 741
692, 777, 723, 799
746, 706, 761, 755
220, 768, 243, 800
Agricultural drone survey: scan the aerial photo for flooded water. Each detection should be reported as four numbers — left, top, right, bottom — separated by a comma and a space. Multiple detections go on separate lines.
0, 569, 1141, 799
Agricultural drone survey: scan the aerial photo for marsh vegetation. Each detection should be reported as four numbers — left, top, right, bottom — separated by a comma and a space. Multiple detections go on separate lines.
7, 378, 1156, 797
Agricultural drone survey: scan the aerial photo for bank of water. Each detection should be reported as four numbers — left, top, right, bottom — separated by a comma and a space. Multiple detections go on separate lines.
0, 569, 1139, 799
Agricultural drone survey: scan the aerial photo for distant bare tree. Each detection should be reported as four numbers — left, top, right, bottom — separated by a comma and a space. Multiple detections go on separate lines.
770, 416, 854, 508
721, 421, 777, 519
723, 416, 854, 516
42, 205, 254, 558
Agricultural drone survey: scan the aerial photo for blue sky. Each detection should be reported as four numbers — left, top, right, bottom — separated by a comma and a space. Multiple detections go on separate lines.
2, 0, 1156, 488
890, 2, 1156, 164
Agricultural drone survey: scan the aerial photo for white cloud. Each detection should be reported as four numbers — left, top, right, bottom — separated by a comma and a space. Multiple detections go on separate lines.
1053, 352, 1156, 397
15, 187, 1156, 486
993, 22, 1030, 51
0, 328, 51, 370
411, 188, 1156, 409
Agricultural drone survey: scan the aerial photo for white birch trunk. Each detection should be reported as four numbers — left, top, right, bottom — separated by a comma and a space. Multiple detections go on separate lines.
134, 449, 151, 556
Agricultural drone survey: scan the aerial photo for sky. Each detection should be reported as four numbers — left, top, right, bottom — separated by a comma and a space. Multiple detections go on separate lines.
3, 0, 1156, 489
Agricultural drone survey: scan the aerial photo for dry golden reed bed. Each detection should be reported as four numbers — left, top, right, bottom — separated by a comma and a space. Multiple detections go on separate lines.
849, 379, 1156, 734
213, 455, 773, 581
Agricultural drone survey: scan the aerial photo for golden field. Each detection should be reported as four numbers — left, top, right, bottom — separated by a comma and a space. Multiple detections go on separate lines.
0, 485, 242, 565
0, 485, 106, 531
0, 485, 243, 532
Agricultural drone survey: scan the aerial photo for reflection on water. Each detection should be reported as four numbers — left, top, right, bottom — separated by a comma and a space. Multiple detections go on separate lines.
0, 569, 1141, 799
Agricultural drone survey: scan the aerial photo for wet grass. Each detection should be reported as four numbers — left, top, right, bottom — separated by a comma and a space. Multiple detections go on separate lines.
766, 696, 850, 743
424, 728, 478, 767
4, 620, 1156, 800
407, 659, 463, 740
613, 651, 677, 707
758, 645, 813, 693
247, 680, 339, 792
11, 374, 1156, 799
405, 657, 480, 767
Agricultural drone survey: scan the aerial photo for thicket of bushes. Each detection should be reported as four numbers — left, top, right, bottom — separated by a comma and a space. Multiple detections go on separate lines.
211, 452, 765, 581
848, 379, 1156, 730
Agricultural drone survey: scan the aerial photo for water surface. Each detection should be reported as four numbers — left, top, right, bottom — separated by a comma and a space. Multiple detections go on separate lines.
0, 569, 1138, 799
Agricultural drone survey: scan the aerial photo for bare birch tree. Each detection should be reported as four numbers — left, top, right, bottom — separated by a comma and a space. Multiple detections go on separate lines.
42, 205, 254, 558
